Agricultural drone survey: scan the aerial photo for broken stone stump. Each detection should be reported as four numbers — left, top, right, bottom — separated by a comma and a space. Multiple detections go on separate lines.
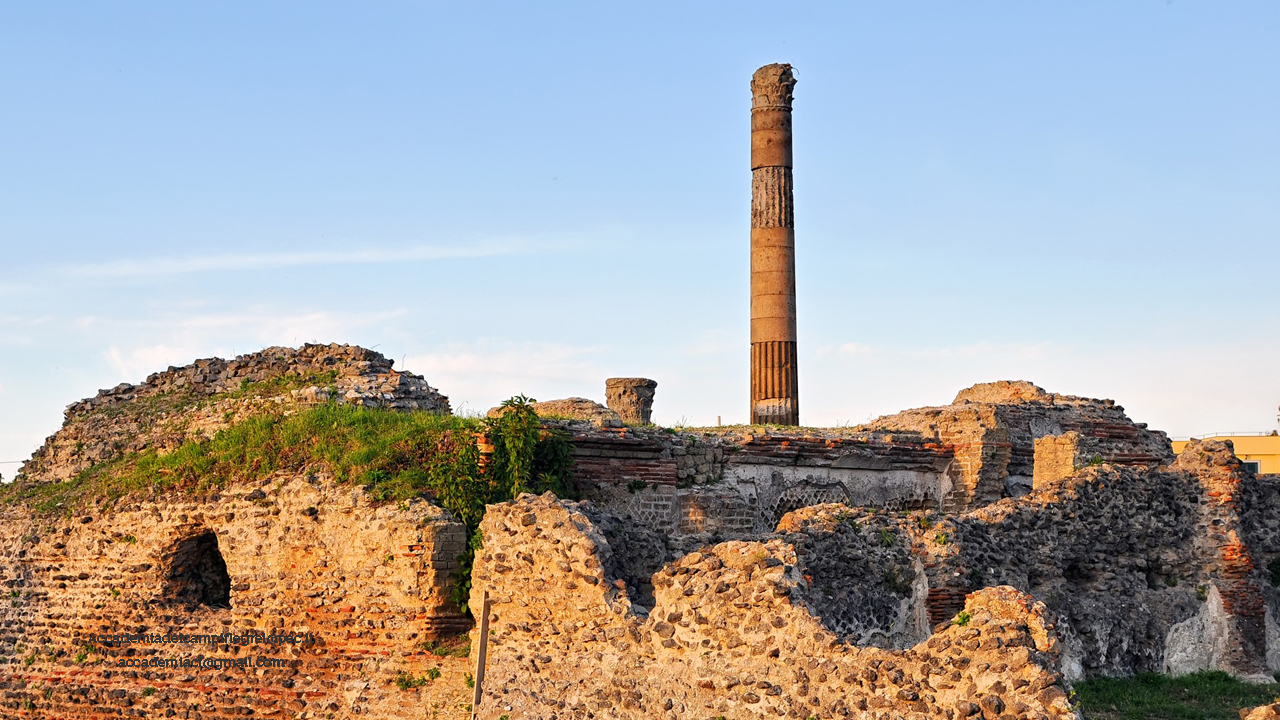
605, 378, 657, 424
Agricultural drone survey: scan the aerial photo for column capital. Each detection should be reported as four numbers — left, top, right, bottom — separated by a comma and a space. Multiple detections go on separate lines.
751, 64, 796, 110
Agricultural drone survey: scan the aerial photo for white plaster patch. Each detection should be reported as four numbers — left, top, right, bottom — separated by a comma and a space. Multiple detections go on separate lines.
905, 558, 931, 647
1163, 584, 1229, 675
722, 465, 947, 532
1057, 619, 1086, 683
1265, 603, 1280, 674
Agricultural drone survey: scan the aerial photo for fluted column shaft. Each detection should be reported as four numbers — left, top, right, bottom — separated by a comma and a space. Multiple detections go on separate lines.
750, 64, 799, 426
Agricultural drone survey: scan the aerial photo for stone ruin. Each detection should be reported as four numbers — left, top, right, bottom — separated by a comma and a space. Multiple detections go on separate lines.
20, 342, 449, 484
559, 379, 1172, 538
2, 346, 1280, 719
7, 60, 1277, 720
605, 377, 657, 425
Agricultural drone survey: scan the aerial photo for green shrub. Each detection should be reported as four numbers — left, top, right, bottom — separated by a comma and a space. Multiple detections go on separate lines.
485, 395, 575, 501
443, 395, 574, 613
394, 671, 428, 690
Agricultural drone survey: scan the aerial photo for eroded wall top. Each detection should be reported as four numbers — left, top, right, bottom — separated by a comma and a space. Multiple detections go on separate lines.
20, 343, 449, 483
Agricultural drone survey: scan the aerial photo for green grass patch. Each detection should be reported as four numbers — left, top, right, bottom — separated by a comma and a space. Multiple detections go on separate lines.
420, 635, 471, 657
1075, 671, 1280, 720
394, 670, 432, 690
1, 404, 483, 512
74, 388, 205, 423
225, 370, 340, 400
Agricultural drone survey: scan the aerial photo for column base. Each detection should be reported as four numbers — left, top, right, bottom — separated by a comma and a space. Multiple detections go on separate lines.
750, 340, 799, 425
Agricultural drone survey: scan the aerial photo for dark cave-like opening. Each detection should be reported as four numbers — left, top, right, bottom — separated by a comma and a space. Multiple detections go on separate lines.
165, 530, 231, 609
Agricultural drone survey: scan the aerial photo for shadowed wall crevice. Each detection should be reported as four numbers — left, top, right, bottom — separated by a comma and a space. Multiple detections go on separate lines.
164, 530, 231, 609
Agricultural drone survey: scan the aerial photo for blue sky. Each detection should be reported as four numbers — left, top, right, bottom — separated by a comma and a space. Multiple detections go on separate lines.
2, 2, 1278, 471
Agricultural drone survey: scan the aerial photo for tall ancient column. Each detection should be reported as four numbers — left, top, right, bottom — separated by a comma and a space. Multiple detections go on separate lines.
750, 63, 799, 425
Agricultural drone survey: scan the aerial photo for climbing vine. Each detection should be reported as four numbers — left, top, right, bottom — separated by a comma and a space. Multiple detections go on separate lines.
447, 395, 575, 613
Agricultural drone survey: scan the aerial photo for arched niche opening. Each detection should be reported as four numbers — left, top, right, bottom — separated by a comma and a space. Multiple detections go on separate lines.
164, 530, 231, 609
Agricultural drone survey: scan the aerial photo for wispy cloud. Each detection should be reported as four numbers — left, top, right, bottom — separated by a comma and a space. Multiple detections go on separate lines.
404, 341, 610, 416
0, 314, 52, 348
61, 239, 538, 278
836, 341, 1050, 361
0, 314, 52, 326
0, 283, 33, 296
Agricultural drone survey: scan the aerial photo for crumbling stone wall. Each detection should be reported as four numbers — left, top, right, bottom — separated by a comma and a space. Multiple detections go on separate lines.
8, 352, 1271, 720
0, 474, 470, 719
777, 504, 929, 649
466, 432, 1280, 720
469, 493, 1081, 720
846, 439, 1275, 681
1237, 471, 1280, 676
863, 381, 1172, 511
21, 343, 450, 483
558, 382, 1171, 540
564, 423, 954, 541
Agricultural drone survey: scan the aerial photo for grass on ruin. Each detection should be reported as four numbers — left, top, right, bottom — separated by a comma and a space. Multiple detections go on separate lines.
420, 635, 471, 657
223, 369, 341, 400
72, 369, 340, 424
79, 387, 205, 423
1, 404, 486, 515
1074, 671, 1280, 720
2, 397, 575, 615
